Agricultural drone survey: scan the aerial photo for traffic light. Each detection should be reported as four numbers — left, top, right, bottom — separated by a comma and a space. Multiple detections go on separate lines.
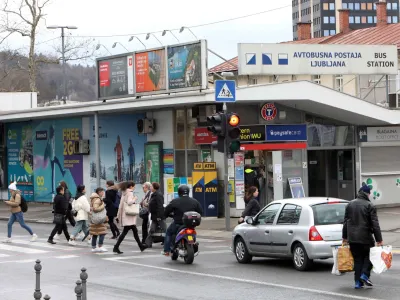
226, 113, 241, 154
207, 113, 226, 153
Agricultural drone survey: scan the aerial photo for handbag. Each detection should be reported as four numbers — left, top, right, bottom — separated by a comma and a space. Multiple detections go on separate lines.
139, 207, 149, 219
337, 244, 354, 273
53, 213, 65, 225
124, 202, 140, 216
91, 208, 107, 225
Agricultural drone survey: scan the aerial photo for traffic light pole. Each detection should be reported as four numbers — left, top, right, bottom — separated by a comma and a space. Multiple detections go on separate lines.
223, 103, 230, 231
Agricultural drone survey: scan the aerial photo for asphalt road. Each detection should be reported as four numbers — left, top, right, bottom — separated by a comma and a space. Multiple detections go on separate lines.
0, 221, 399, 300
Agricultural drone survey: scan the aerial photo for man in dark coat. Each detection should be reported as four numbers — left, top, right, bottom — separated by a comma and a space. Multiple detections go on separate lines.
48, 186, 70, 244
104, 180, 120, 239
342, 184, 383, 289
145, 182, 166, 248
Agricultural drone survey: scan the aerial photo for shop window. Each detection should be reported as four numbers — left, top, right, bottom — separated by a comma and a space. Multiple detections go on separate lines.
187, 150, 198, 177
186, 108, 198, 150
282, 150, 303, 198
174, 150, 186, 177
307, 125, 355, 147
335, 75, 343, 92
175, 109, 185, 150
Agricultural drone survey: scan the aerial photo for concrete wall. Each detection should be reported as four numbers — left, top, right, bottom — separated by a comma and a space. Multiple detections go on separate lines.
0, 93, 37, 111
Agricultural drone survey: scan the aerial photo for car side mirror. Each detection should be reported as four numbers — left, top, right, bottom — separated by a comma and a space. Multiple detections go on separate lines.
245, 216, 254, 225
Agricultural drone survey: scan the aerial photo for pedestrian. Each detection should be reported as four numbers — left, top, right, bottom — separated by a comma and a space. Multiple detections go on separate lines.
113, 181, 147, 254
342, 184, 383, 289
145, 182, 166, 248
238, 186, 261, 224
68, 184, 91, 246
140, 182, 152, 244
48, 185, 70, 244
89, 187, 108, 253
54, 181, 75, 240
3, 181, 37, 243
104, 180, 120, 239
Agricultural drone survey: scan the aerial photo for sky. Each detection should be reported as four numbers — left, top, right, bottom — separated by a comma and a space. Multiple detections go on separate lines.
2, 0, 293, 68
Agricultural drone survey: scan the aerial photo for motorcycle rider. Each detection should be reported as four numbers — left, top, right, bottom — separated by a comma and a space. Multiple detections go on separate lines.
162, 185, 203, 256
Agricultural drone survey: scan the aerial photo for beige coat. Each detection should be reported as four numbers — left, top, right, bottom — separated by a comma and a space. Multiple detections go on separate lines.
5, 191, 22, 213
89, 193, 108, 236
117, 189, 138, 227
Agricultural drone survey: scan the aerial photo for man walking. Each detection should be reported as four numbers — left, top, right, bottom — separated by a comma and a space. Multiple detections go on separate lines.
145, 182, 166, 248
342, 184, 383, 289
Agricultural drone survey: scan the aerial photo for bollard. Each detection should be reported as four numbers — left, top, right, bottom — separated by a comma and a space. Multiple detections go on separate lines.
43, 295, 51, 300
80, 267, 88, 300
75, 280, 83, 300
33, 260, 42, 300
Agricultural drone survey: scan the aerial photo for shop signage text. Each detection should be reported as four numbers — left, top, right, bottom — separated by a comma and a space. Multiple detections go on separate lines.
358, 126, 400, 142
194, 127, 217, 145
266, 124, 307, 142
240, 125, 265, 142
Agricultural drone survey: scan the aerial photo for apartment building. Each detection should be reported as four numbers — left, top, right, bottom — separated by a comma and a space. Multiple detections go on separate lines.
292, 0, 400, 39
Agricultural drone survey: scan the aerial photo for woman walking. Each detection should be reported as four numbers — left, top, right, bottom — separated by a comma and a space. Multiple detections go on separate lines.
89, 188, 108, 253
48, 185, 70, 244
104, 180, 120, 239
68, 185, 90, 245
55, 181, 75, 240
113, 181, 147, 254
238, 186, 261, 224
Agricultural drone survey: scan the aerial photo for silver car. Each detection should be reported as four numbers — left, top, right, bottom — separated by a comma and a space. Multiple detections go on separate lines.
232, 197, 349, 271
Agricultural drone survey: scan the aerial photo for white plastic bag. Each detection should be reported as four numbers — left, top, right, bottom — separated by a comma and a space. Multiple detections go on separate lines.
331, 246, 344, 276
370, 245, 393, 274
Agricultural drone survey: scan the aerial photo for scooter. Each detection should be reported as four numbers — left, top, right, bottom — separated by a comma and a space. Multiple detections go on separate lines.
170, 211, 201, 265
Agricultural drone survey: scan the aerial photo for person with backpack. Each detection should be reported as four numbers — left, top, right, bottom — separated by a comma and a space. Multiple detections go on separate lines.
3, 181, 37, 243
104, 180, 120, 239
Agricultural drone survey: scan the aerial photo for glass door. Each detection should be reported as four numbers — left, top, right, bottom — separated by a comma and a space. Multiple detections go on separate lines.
308, 150, 327, 197
337, 150, 355, 200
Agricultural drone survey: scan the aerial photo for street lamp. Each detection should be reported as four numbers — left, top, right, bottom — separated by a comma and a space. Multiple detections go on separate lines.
179, 26, 198, 40
112, 42, 129, 52
145, 33, 163, 46
95, 44, 112, 55
128, 36, 146, 49
162, 29, 180, 42
47, 25, 78, 104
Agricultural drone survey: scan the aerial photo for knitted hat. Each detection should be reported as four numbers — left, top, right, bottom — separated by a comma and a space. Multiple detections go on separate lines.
360, 183, 371, 194
8, 181, 17, 191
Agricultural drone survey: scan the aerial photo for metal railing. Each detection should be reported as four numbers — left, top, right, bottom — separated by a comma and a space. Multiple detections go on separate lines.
33, 259, 88, 299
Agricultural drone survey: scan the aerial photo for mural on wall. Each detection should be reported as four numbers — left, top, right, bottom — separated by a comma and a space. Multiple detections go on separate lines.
33, 119, 83, 202
89, 114, 147, 199
6, 123, 34, 201
364, 177, 382, 201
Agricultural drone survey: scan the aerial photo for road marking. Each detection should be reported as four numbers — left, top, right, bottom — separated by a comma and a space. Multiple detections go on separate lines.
380, 212, 400, 215
393, 249, 400, 255
55, 255, 79, 259
0, 259, 36, 264
12, 239, 74, 251
0, 254, 10, 257
203, 245, 229, 249
113, 260, 383, 300
0, 243, 48, 254
103, 250, 231, 261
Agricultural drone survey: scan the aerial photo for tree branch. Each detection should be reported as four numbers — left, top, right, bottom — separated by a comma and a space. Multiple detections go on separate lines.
38, 0, 51, 10
2, 0, 33, 26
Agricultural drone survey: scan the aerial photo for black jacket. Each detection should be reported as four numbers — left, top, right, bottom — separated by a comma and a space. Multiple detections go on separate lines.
164, 196, 203, 224
245, 169, 259, 189
342, 191, 383, 246
241, 197, 261, 218
148, 191, 165, 221
53, 194, 69, 215
104, 186, 118, 217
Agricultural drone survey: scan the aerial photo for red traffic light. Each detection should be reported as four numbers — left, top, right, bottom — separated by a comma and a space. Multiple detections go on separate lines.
228, 114, 240, 127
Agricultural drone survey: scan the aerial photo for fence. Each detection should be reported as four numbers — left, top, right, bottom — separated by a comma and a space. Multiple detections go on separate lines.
33, 259, 88, 300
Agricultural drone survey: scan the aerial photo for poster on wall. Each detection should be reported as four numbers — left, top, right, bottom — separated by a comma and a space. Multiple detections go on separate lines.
89, 114, 147, 199
33, 119, 83, 202
6, 123, 34, 201
135, 49, 166, 93
163, 149, 174, 174
145, 142, 163, 191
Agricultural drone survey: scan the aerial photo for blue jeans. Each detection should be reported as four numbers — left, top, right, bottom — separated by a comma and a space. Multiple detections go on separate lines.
91, 234, 105, 249
163, 221, 178, 253
8, 212, 33, 238
71, 220, 89, 239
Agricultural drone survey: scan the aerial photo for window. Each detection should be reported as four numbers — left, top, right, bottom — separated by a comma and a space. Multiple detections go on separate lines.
361, 3, 366, 10
393, 16, 399, 23
374, 16, 377, 23
362, 16, 367, 23
329, 3, 334, 10
311, 203, 347, 225
349, 3, 354, 10
324, 30, 330, 36
393, 3, 398, 10
342, 3, 348, 9
257, 203, 281, 225
335, 75, 343, 92
354, 3, 360, 10
312, 75, 321, 84
388, 16, 392, 23
387, 2, 392, 10
330, 16, 335, 23
368, 16, 373, 23
330, 29, 336, 35
373, 3, 376, 10
355, 16, 361, 23
323, 16, 329, 23
277, 204, 302, 224
323, 3, 329, 10
367, 3, 373, 10
250, 78, 258, 85
349, 16, 354, 23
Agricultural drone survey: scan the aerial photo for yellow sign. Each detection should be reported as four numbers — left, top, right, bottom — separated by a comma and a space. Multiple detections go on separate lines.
36, 176, 45, 186
194, 163, 203, 170
166, 178, 174, 194
188, 177, 193, 185
203, 162, 216, 170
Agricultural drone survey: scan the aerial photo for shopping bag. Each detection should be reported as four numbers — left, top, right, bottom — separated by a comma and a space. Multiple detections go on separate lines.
370, 245, 393, 274
337, 244, 354, 273
331, 247, 344, 276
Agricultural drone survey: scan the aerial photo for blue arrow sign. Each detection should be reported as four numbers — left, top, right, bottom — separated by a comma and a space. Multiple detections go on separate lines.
215, 80, 236, 102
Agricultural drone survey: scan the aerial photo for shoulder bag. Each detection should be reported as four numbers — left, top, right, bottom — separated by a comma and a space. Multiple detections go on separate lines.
91, 206, 107, 224
124, 201, 140, 216
53, 213, 65, 225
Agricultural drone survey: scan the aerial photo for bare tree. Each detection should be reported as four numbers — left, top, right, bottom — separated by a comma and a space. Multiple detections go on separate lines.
0, 0, 56, 92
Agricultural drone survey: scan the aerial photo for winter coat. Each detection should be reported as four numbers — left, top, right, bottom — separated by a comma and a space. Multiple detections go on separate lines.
164, 196, 203, 224
89, 193, 108, 236
53, 194, 69, 215
117, 188, 138, 227
104, 186, 118, 217
140, 191, 151, 209
148, 190, 165, 221
241, 197, 261, 218
72, 195, 90, 221
5, 191, 22, 213
342, 191, 383, 246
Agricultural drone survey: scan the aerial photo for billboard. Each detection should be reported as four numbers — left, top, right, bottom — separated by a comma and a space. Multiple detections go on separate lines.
97, 54, 134, 99
135, 48, 166, 93
238, 43, 398, 75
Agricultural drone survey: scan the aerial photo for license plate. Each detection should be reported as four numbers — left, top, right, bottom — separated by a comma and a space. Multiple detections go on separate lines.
187, 235, 193, 241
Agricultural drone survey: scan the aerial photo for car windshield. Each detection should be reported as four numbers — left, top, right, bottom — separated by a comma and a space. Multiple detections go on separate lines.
311, 203, 347, 225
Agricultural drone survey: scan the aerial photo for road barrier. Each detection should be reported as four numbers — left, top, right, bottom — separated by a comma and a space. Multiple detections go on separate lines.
33, 259, 88, 299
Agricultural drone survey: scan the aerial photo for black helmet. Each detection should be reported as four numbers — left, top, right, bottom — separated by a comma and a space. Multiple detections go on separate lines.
178, 185, 190, 197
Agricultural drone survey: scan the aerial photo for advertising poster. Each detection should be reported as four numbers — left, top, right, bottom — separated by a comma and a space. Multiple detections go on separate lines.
89, 114, 147, 198
135, 49, 166, 93
6, 123, 34, 201
167, 42, 202, 90
33, 119, 83, 202
144, 142, 163, 189
163, 149, 174, 174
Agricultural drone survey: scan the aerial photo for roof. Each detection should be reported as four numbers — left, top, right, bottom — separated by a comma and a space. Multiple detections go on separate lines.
209, 23, 400, 74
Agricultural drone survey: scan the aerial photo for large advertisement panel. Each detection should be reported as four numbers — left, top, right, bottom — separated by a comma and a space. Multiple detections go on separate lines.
238, 43, 398, 75
33, 119, 83, 202
135, 49, 166, 93
97, 54, 134, 99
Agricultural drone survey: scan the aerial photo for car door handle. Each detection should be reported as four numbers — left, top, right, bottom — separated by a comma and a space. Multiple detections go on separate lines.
288, 230, 293, 234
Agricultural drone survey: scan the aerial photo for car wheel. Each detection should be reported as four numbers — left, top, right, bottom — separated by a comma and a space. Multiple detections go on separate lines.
292, 243, 312, 271
235, 237, 252, 264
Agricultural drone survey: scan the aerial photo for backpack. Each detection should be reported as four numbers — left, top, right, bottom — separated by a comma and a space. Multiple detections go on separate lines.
114, 192, 121, 209
20, 196, 28, 213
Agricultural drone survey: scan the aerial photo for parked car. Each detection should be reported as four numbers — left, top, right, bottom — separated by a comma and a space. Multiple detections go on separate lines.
232, 197, 349, 271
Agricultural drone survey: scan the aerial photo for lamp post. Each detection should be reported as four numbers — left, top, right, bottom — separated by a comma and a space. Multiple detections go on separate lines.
162, 30, 180, 42
47, 25, 78, 104
128, 36, 146, 49
179, 26, 198, 40
145, 33, 163, 46
112, 42, 129, 52
95, 44, 112, 55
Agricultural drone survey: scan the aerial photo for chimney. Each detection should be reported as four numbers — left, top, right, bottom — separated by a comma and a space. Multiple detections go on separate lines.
297, 22, 311, 40
376, 1, 387, 27
338, 9, 351, 33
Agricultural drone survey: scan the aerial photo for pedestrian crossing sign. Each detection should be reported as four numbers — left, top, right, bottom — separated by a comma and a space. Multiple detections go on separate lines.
215, 80, 236, 102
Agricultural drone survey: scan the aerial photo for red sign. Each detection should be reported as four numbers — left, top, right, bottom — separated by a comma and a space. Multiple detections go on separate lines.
261, 103, 277, 121
99, 62, 110, 87
195, 128, 217, 145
